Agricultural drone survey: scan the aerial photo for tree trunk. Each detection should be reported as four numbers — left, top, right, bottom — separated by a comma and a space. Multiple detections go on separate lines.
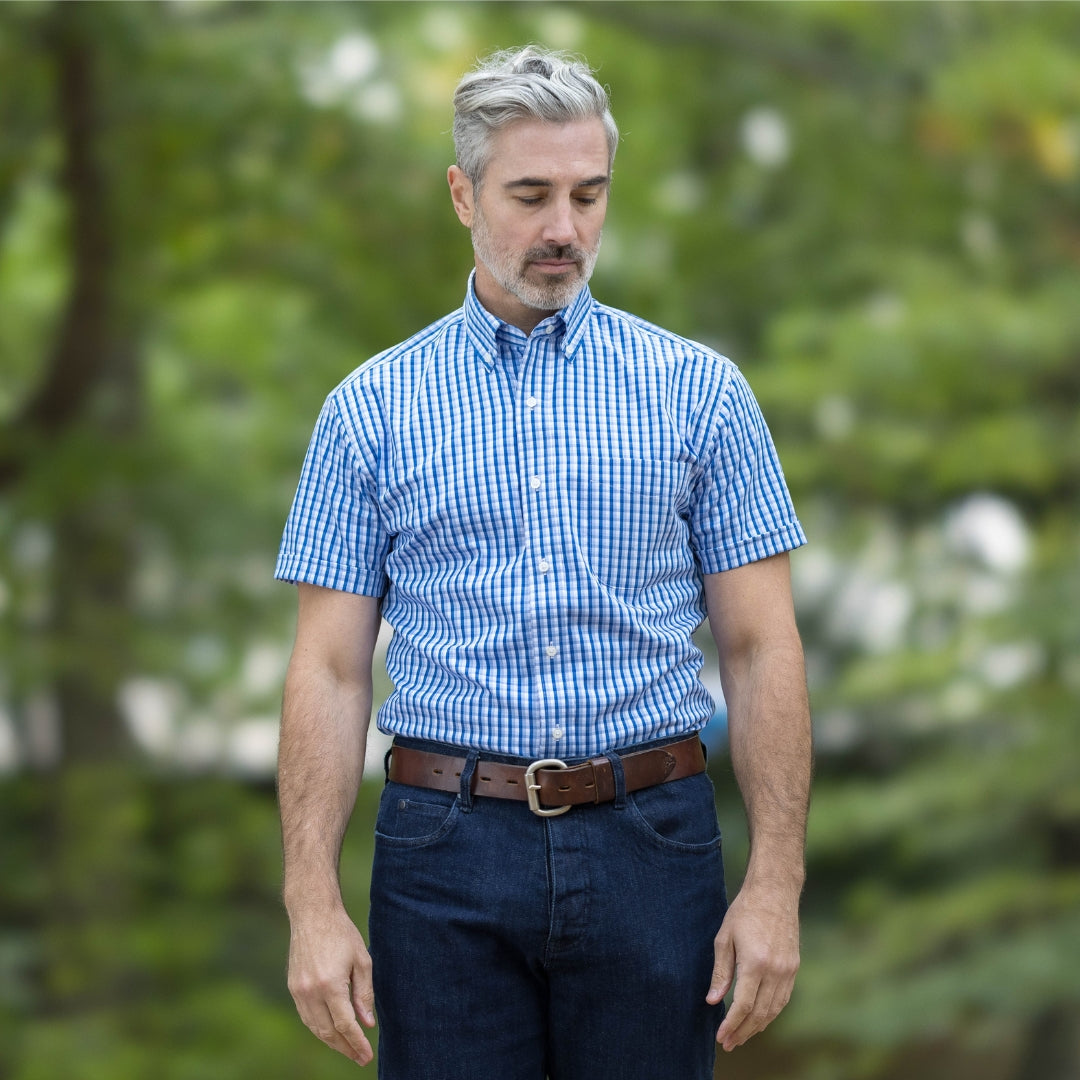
5, 6, 139, 764
1011, 1004, 1080, 1080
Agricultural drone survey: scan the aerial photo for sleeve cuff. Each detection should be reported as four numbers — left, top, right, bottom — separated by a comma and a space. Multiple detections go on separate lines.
273, 552, 388, 597
697, 521, 807, 575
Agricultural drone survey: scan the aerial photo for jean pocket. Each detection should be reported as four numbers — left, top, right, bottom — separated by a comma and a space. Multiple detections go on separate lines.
568, 457, 691, 596
374, 782, 461, 848
626, 772, 723, 852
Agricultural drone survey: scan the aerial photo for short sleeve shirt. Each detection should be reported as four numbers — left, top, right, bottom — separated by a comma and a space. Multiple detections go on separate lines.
276, 278, 805, 758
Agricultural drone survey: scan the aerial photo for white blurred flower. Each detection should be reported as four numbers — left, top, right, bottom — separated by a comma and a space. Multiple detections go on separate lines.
829, 573, 914, 654
119, 678, 181, 756
300, 32, 380, 107
226, 717, 281, 777
944, 494, 1030, 574
977, 641, 1045, 689
327, 34, 379, 84
741, 107, 791, 168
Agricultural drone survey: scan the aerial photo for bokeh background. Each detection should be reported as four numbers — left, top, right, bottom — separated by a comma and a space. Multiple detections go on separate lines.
2, 2, 1079, 1078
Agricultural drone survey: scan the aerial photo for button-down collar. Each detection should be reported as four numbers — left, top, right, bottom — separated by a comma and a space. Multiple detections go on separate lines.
463, 270, 592, 371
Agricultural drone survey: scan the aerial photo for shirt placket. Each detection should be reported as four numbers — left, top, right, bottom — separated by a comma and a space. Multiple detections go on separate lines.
517, 320, 566, 757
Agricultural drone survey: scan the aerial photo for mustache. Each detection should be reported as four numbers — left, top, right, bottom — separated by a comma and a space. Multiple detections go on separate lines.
525, 245, 585, 263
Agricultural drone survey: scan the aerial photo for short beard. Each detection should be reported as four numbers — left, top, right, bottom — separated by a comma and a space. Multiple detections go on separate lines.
471, 208, 600, 313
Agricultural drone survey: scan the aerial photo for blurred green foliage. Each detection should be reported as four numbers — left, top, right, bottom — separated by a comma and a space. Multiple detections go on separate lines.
0, 769, 383, 1079
1, 2, 1078, 1078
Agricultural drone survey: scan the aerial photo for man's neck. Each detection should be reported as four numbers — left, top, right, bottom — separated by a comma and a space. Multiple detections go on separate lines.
473, 276, 554, 336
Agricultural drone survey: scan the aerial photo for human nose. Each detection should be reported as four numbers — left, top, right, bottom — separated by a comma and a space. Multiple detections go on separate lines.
541, 198, 577, 247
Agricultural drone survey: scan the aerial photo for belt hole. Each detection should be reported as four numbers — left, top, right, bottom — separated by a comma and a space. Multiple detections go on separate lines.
432, 768, 443, 775
479, 775, 491, 783
585, 781, 594, 789
557, 784, 570, 792
506, 779, 519, 786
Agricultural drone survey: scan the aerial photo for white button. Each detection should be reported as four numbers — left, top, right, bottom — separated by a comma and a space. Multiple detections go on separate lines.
539, 559, 550, 573
530, 475, 542, 491
552, 726, 564, 741
546, 644, 557, 658
526, 396, 538, 408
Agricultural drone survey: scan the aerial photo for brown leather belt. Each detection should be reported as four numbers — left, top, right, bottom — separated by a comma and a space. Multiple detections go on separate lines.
387, 734, 706, 817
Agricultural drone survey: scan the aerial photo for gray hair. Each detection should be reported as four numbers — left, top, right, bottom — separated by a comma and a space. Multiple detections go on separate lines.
452, 46, 619, 188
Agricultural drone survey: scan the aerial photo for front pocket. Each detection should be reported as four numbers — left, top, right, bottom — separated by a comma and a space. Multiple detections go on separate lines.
568, 457, 691, 596
626, 772, 723, 852
374, 783, 461, 848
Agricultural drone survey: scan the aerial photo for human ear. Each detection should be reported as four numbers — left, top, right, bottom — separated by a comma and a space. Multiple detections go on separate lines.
447, 165, 474, 228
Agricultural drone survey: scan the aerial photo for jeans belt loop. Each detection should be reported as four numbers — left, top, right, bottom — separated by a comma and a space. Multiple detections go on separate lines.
458, 751, 479, 813
601, 749, 627, 810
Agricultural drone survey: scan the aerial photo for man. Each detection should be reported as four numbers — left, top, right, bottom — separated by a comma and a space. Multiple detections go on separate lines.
275, 46, 811, 1080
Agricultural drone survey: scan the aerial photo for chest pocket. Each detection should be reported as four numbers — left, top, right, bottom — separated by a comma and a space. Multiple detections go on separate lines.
569, 457, 692, 597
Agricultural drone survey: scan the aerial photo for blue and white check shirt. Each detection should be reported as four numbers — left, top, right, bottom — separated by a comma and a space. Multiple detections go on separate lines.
276, 276, 805, 758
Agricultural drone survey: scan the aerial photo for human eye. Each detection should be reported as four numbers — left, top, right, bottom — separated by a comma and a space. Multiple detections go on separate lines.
573, 186, 605, 206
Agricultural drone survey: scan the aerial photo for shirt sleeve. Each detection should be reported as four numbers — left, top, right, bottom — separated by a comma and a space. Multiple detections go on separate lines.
274, 392, 391, 596
689, 364, 806, 574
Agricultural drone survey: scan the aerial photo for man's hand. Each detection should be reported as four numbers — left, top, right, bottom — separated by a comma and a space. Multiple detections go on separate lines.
706, 887, 801, 1051
287, 906, 377, 1066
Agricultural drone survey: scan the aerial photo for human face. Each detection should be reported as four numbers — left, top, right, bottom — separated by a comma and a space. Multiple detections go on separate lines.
448, 117, 610, 333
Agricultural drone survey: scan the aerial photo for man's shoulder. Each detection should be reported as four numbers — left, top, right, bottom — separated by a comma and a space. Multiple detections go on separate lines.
330, 307, 465, 397
589, 300, 735, 379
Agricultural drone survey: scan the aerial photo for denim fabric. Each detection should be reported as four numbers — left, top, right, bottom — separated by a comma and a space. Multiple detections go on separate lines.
368, 739, 727, 1080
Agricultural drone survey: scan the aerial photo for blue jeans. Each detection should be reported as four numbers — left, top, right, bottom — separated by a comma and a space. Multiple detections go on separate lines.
369, 737, 727, 1080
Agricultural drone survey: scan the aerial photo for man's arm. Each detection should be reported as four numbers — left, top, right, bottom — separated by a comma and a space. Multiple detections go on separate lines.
703, 552, 812, 1051
278, 583, 383, 1066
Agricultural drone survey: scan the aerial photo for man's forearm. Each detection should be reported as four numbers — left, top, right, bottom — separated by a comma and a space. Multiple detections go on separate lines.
278, 660, 372, 915
724, 638, 811, 898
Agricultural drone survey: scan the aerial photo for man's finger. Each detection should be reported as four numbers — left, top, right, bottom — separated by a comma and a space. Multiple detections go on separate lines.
296, 1004, 356, 1065
762, 977, 793, 1026
351, 961, 376, 1028
706, 929, 735, 1005
352, 982, 376, 1029
296, 985, 373, 1066
715, 970, 762, 1051
327, 995, 374, 1065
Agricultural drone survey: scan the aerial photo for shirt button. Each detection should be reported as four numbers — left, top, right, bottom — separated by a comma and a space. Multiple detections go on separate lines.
526, 396, 538, 408
531, 475, 542, 491
539, 559, 550, 573
552, 726, 564, 741
546, 644, 558, 658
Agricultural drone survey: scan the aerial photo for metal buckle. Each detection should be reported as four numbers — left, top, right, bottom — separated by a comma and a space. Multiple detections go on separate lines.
524, 758, 571, 817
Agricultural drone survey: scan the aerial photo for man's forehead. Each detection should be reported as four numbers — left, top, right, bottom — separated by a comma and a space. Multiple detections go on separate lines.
485, 117, 610, 184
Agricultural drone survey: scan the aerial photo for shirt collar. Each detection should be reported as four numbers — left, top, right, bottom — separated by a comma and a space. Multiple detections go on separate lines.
463, 270, 594, 371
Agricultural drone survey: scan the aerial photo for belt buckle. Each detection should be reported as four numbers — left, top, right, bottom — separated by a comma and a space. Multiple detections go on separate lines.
524, 758, 571, 817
